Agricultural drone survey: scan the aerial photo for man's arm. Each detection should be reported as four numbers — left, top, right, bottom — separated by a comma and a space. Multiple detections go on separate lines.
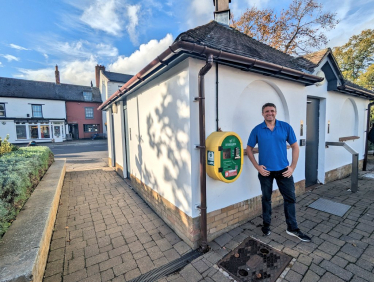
282, 141, 299, 178
246, 145, 270, 176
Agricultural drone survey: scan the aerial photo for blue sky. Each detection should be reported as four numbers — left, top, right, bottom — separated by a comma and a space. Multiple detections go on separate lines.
0, 0, 373, 86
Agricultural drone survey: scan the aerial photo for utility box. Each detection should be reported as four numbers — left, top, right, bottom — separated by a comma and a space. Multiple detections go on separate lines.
206, 131, 243, 183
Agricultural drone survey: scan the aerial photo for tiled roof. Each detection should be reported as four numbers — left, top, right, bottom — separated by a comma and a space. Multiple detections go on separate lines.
102, 71, 133, 83
0, 77, 102, 102
344, 80, 374, 93
302, 49, 329, 65
175, 21, 316, 73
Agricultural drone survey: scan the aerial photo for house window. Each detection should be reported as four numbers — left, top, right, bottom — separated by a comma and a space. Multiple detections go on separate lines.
0, 103, 5, 117
32, 104, 43, 117
16, 125, 27, 139
85, 107, 94, 119
40, 125, 51, 138
83, 92, 92, 101
84, 124, 99, 132
29, 125, 39, 139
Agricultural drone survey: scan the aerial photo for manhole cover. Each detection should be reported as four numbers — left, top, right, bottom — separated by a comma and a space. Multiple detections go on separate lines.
217, 238, 292, 282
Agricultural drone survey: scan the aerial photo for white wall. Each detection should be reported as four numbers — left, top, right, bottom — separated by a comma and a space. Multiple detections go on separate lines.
113, 101, 126, 176
0, 120, 16, 141
305, 68, 368, 181
108, 56, 370, 219
189, 59, 308, 216
125, 59, 193, 216
0, 97, 66, 119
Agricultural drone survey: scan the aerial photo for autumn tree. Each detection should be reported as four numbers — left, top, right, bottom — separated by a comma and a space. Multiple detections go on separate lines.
231, 0, 339, 55
333, 29, 374, 90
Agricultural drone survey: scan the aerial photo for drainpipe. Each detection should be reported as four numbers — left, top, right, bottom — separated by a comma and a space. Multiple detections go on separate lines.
216, 62, 219, 131
363, 101, 374, 171
197, 54, 213, 253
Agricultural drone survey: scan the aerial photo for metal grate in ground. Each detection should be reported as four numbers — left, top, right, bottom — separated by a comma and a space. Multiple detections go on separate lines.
129, 249, 203, 282
308, 198, 351, 217
218, 237, 292, 282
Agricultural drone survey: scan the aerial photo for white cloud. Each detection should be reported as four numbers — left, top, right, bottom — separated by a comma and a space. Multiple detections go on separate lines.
80, 0, 126, 36
0, 61, 3, 67
1, 54, 19, 62
324, 0, 374, 47
185, 0, 212, 28
109, 34, 173, 75
9, 44, 30, 51
43, 53, 49, 59
15, 57, 98, 86
38, 39, 118, 59
126, 5, 141, 45
96, 43, 118, 57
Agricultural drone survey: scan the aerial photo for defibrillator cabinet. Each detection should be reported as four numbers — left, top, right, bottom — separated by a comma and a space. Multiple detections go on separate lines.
206, 131, 243, 183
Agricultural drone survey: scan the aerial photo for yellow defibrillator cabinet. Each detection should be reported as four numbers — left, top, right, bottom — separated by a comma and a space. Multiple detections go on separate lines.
206, 132, 243, 183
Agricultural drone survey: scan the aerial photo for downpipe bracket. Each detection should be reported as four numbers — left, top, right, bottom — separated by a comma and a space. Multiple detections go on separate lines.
194, 97, 205, 102
196, 145, 206, 149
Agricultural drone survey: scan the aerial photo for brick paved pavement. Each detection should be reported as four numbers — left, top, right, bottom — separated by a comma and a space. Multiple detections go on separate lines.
43, 170, 192, 282
44, 155, 374, 281
162, 172, 374, 282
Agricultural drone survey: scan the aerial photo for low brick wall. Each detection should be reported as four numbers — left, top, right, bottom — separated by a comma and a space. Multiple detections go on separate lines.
129, 173, 305, 249
325, 160, 364, 183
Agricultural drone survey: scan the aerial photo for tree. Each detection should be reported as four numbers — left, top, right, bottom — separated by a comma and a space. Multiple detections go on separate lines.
333, 29, 374, 89
231, 0, 339, 55
357, 64, 374, 91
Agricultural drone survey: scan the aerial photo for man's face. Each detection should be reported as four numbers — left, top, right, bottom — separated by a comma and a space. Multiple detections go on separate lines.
262, 106, 277, 122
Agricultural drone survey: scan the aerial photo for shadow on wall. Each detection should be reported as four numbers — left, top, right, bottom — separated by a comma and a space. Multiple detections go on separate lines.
134, 71, 191, 213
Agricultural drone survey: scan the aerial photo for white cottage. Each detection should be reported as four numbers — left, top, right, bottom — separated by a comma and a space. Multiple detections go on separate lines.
99, 1, 374, 249
0, 77, 67, 143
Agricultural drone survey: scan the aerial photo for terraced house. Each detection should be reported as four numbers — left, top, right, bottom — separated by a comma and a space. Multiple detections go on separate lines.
99, 0, 374, 249
0, 66, 103, 143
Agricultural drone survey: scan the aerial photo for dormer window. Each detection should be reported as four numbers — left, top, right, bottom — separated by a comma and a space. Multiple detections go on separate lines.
83, 92, 93, 101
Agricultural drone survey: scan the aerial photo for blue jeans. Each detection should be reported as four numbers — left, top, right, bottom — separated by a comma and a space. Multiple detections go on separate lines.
258, 168, 298, 231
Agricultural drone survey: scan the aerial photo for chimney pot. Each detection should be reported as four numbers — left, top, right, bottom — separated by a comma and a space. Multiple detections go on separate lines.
55, 65, 60, 84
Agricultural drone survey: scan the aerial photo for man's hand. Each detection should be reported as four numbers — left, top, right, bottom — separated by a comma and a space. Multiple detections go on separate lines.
282, 166, 294, 178
257, 165, 270, 176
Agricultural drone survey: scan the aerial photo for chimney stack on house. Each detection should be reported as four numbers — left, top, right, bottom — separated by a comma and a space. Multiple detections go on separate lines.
55, 65, 60, 84
213, 0, 231, 25
95, 64, 105, 88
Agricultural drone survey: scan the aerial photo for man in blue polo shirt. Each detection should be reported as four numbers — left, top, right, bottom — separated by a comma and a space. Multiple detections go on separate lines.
247, 103, 311, 242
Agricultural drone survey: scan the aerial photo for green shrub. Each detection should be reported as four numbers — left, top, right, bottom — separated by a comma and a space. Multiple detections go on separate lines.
0, 135, 19, 156
0, 146, 54, 237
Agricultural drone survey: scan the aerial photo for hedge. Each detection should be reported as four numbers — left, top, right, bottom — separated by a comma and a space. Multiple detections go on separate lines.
0, 146, 54, 238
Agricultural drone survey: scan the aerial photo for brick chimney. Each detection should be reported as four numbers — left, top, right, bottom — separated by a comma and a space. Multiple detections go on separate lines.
55, 65, 60, 84
95, 64, 105, 88
213, 0, 231, 25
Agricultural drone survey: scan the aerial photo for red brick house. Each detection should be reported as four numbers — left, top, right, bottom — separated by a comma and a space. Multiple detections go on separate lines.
65, 88, 103, 139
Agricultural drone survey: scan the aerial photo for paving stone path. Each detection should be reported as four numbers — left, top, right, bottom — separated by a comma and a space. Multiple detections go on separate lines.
44, 161, 374, 281
161, 173, 374, 282
43, 170, 192, 282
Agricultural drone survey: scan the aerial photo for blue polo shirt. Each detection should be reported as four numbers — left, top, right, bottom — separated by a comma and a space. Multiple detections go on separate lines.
247, 120, 297, 171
